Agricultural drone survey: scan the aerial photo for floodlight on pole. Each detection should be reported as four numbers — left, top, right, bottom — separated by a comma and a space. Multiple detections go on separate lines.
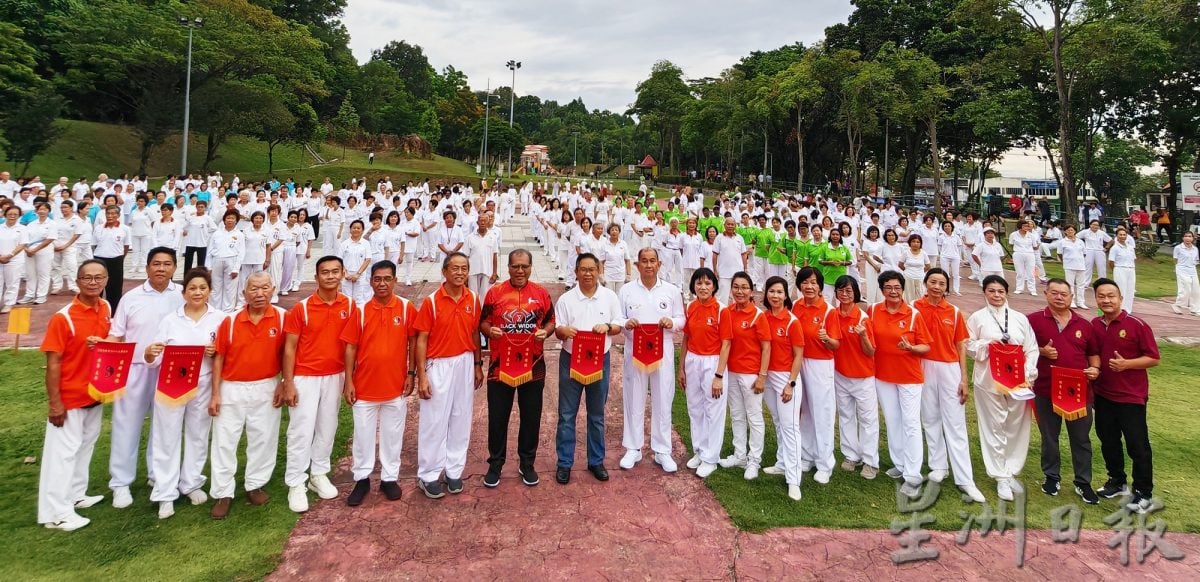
481, 78, 499, 177
572, 131, 579, 175
506, 60, 521, 177
179, 16, 203, 177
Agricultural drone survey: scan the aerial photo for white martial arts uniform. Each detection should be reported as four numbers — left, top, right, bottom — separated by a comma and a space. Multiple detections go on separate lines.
966, 303, 1039, 483
1108, 238, 1137, 313
619, 277, 686, 457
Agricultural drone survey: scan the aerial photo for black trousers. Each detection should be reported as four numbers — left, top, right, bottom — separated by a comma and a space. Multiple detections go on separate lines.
1094, 394, 1154, 495
184, 246, 207, 272
487, 378, 544, 468
1156, 223, 1171, 243
99, 255, 125, 310
1034, 395, 1093, 487
308, 215, 320, 241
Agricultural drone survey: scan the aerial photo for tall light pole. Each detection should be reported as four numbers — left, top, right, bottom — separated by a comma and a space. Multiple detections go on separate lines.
506, 60, 521, 177
572, 131, 579, 175
178, 16, 203, 177
481, 79, 498, 177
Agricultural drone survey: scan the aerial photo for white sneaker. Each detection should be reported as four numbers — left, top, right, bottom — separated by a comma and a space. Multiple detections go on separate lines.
718, 455, 747, 469
288, 484, 309, 513
1172, 304, 1184, 315
619, 450, 642, 470
654, 453, 678, 473
158, 501, 175, 520
308, 474, 338, 499
899, 482, 921, 498
743, 464, 760, 480
787, 484, 802, 501
762, 464, 784, 475
1031, 291, 1038, 297
997, 479, 1014, 501
112, 486, 132, 509
686, 455, 702, 470
185, 489, 208, 505
74, 494, 104, 509
961, 484, 986, 503
814, 470, 832, 484
696, 462, 718, 478
44, 512, 90, 532
885, 467, 903, 480
799, 460, 814, 472
928, 469, 948, 483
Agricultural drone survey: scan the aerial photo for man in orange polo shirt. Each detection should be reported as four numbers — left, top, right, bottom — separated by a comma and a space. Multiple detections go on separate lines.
341, 260, 418, 505
414, 252, 483, 498
208, 272, 286, 519
279, 255, 351, 513
38, 260, 112, 531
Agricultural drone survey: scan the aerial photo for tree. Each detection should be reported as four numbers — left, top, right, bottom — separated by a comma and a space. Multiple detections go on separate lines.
835, 51, 891, 193
330, 91, 359, 159
0, 95, 64, 175
372, 40, 435, 101
773, 50, 825, 188
879, 43, 948, 211
629, 61, 692, 171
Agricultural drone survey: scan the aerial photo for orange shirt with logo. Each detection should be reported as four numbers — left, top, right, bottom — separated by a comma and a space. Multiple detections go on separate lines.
284, 293, 353, 376
913, 297, 968, 363
721, 303, 771, 375
833, 306, 875, 379
764, 308, 805, 372
869, 302, 931, 385
340, 295, 418, 401
683, 299, 725, 356
792, 297, 841, 360
41, 297, 113, 410
414, 286, 481, 359
215, 307, 285, 381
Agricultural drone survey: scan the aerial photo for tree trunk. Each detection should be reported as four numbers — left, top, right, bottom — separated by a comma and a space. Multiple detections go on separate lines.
138, 138, 153, 176
929, 116, 942, 215
267, 140, 279, 174
1052, 9, 1078, 226
203, 132, 220, 175
901, 128, 920, 197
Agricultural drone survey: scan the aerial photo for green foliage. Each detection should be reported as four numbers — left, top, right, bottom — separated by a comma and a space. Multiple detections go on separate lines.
0, 94, 65, 175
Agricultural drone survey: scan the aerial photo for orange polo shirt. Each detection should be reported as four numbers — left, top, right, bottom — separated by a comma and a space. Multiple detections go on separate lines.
414, 285, 481, 359
215, 307, 285, 381
340, 295, 418, 401
764, 308, 805, 372
792, 297, 841, 360
284, 292, 353, 376
721, 303, 771, 375
41, 297, 113, 410
913, 297, 968, 363
833, 306, 875, 379
683, 298, 725, 356
868, 302, 931, 385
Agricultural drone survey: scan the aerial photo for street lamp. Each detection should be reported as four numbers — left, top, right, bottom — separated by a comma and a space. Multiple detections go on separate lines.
572, 131, 579, 175
480, 79, 499, 177
506, 60, 521, 177
178, 15, 203, 177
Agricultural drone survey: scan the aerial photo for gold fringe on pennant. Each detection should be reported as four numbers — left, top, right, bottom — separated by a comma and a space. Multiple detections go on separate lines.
1053, 404, 1088, 421
499, 370, 533, 388
633, 360, 661, 374
155, 388, 198, 407
570, 369, 603, 385
87, 384, 125, 404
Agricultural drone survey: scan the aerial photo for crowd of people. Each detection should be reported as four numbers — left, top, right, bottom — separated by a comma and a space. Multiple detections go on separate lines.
15, 171, 1170, 534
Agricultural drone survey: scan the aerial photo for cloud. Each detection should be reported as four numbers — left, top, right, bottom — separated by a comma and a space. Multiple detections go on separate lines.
343, 0, 852, 113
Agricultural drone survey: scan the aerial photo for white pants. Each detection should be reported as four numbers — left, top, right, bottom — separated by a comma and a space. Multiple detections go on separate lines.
292, 252, 305, 290
622, 346, 676, 456
341, 277, 370, 306
417, 353, 475, 482
1084, 249, 1106, 281
22, 248, 53, 301
903, 277, 924, 303
834, 372, 879, 468
965, 245, 981, 279
863, 263, 881, 304
682, 268, 697, 299
683, 353, 726, 464
279, 251, 296, 294
1175, 267, 1200, 314
1113, 265, 1135, 313
321, 225, 341, 255
1013, 252, 1036, 293
210, 256, 240, 312
38, 406, 102, 524
877, 381, 923, 486
285, 373, 343, 487
403, 252, 415, 284
974, 387, 1031, 481
764, 371, 803, 486
716, 277, 732, 305
920, 361, 976, 487
149, 383, 213, 502
799, 358, 836, 473
352, 396, 407, 482
109, 364, 158, 489
939, 256, 961, 294
268, 251, 283, 302
1066, 268, 1089, 307
209, 379, 281, 499
0, 260, 23, 306
468, 273, 492, 302
52, 247, 79, 292
749, 256, 766, 286
726, 371, 765, 466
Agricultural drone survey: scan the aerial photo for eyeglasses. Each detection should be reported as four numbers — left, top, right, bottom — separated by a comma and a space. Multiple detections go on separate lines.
882, 285, 903, 292
509, 264, 531, 270
79, 275, 108, 283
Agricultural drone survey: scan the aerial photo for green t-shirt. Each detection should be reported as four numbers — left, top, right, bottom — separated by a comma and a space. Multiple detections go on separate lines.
816, 243, 853, 284
768, 232, 791, 265
791, 239, 811, 267
753, 228, 776, 259
737, 225, 756, 247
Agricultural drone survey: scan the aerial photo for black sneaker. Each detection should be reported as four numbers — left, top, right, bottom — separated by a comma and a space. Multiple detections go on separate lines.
445, 477, 464, 494
555, 467, 571, 485
1125, 491, 1154, 514
1075, 484, 1099, 505
418, 479, 445, 499
347, 479, 370, 506
483, 465, 501, 488
380, 481, 402, 501
1040, 477, 1060, 496
519, 464, 539, 486
1097, 479, 1128, 499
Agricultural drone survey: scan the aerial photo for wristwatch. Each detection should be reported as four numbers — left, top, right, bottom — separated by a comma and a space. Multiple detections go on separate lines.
788, 380, 797, 388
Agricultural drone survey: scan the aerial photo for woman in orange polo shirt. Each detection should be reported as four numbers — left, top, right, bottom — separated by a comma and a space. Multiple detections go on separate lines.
762, 276, 805, 501
831, 275, 879, 480
870, 270, 932, 498
678, 267, 728, 479
789, 266, 841, 485
714, 271, 771, 480
914, 268, 986, 503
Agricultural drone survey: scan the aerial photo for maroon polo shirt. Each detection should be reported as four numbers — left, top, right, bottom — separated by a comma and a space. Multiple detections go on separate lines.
1091, 311, 1159, 404
1027, 308, 1099, 397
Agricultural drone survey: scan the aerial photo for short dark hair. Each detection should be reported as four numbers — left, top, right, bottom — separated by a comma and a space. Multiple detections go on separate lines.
1045, 277, 1070, 292
689, 267, 718, 296
316, 255, 344, 271
730, 271, 754, 291
371, 260, 396, 277
796, 266, 824, 289
923, 267, 948, 285
442, 251, 468, 270
761, 276, 793, 310
77, 259, 107, 277
1092, 277, 1119, 294
878, 269, 904, 290
508, 248, 533, 266
146, 246, 177, 265
981, 274, 1009, 292
181, 267, 212, 289
834, 275, 861, 303
575, 253, 599, 269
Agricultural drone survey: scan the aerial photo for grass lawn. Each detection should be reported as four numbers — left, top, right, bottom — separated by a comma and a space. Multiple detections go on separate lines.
672, 343, 1200, 533
1037, 254, 1177, 300
0, 350, 354, 581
